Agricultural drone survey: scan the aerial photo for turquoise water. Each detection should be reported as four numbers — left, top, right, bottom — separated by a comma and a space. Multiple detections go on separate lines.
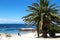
0, 28, 19, 34
0, 24, 36, 34
0, 28, 32, 34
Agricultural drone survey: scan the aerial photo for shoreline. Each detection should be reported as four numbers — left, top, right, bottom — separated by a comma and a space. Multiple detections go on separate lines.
0, 32, 60, 40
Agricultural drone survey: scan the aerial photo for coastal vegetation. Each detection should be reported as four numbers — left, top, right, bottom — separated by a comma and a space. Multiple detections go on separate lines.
22, 0, 60, 38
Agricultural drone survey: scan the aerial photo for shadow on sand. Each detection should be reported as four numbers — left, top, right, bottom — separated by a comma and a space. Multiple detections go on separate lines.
54, 36, 60, 38
36, 33, 60, 38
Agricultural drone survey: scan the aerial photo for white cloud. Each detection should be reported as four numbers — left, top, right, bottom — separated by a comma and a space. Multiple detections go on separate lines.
0, 18, 24, 24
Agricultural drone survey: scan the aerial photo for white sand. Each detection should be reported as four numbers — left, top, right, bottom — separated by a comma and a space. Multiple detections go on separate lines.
0, 32, 60, 40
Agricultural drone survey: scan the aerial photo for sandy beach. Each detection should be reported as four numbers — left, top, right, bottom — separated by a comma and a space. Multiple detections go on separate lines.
0, 32, 60, 40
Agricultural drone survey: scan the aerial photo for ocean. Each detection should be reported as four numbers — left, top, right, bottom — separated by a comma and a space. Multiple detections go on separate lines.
0, 24, 36, 34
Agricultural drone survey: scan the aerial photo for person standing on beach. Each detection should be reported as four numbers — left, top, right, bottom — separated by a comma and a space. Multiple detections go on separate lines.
18, 33, 21, 36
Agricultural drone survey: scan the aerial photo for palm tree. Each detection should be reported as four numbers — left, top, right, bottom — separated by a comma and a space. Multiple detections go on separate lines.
22, 0, 60, 38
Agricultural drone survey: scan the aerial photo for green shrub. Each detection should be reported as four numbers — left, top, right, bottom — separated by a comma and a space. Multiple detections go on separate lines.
39, 24, 60, 34
47, 24, 60, 33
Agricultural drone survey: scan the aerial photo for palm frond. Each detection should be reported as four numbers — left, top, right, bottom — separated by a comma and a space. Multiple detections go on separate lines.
49, 4, 56, 9
28, 6, 38, 11
44, 0, 49, 7
50, 13, 60, 20
47, 14, 51, 21
22, 13, 36, 18
52, 6, 60, 9
32, 3, 39, 8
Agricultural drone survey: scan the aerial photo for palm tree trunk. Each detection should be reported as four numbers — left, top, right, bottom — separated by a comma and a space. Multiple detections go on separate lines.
36, 20, 40, 38
42, 24, 47, 38
36, 26, 40, 38
42, 21, 48, 38
42, 19, 50, 38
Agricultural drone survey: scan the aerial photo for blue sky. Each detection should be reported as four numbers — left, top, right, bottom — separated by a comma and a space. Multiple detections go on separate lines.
0, 0, 60, 24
